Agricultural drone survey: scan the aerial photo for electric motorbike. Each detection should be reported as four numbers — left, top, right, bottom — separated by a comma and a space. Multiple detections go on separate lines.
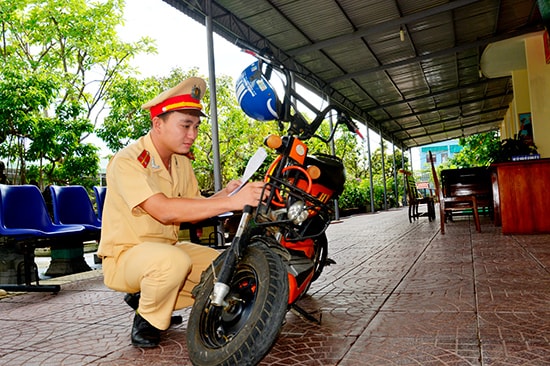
186, 50, 362, 366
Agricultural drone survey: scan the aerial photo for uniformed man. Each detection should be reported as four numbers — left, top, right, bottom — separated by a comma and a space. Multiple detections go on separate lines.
97, 77, 266, 348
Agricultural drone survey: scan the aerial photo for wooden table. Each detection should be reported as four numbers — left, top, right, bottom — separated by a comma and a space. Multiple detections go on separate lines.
492, 158, 550, 234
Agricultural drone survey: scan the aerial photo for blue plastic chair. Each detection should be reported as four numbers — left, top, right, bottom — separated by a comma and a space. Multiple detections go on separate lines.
0, 184, 86, 292
49, 185, 102, 239
93, 186, 107, 220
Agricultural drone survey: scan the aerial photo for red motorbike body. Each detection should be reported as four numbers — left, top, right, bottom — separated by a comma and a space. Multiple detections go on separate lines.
263, 135, 345, 304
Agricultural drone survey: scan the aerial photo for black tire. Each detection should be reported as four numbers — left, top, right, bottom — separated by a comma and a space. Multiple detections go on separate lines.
187, 242, 289, 366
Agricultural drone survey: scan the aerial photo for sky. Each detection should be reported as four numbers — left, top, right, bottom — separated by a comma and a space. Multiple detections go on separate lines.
118, 0, 256, 80
110, 0, 421, 170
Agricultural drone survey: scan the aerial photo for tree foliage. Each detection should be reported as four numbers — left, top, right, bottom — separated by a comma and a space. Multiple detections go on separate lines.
443, 131, 501, 169
0, 0, 155, 187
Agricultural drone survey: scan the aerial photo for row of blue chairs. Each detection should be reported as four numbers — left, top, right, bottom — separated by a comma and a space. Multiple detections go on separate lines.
49, 185, 106, 237
0, 184, 107, 293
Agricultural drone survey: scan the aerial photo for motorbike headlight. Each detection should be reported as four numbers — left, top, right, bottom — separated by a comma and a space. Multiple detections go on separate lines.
287, 201, 309, 224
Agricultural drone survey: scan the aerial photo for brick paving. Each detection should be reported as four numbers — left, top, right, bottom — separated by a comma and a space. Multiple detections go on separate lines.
1, 208, 550, 365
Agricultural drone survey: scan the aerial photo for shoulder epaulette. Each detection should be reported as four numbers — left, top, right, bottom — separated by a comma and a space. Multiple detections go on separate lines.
137, 149, 151, 168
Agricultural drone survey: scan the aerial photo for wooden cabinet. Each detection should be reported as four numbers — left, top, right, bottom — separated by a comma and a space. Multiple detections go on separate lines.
493, 158, 550, 234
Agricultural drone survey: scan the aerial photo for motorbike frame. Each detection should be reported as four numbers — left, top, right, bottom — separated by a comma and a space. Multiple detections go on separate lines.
209, 52, 357, 307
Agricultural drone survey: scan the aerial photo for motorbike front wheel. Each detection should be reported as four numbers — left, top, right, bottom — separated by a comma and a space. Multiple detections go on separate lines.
187, 242, 289, 366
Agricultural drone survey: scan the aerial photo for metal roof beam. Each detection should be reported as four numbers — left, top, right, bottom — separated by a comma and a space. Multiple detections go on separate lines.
328, 26, 543, 84
160, 1, 392, 139
392, 106, 509, 134
376, 94, 510, 125
288, 0, 479, 57
364, 77, 510, 113
402, 118, 502, 145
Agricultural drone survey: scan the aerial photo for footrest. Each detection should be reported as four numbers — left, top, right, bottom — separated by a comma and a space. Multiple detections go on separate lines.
0, 284, 61, 293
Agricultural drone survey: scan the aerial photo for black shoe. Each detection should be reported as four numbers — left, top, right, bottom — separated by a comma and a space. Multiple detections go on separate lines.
124, 292, 140, 310
124, 292, 183, 326
131, 313, 160, 348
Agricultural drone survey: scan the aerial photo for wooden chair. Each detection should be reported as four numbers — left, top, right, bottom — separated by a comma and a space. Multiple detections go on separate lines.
400, 169, 435, 223
428, 151, 481, 235
440, 167, 494, 219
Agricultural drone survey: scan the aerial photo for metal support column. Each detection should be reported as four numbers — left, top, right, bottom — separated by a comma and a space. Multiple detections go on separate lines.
206, 0, 222, 192
366, 128, 375, 213
205, 0, 225, 244
328, 109, 340, 220
392, 142, 398, 208
380, 130, 387, 210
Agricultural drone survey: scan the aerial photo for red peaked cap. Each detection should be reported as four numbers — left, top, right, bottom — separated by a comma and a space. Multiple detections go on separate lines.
141, 77, 207, 119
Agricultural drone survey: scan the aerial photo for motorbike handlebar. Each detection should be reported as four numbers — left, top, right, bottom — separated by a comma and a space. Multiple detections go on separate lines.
243, 47, 364, 141
339, 114, 364, 140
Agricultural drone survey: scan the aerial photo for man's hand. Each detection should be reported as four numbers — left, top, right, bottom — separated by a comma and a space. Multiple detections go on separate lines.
231, 181, 268, 208
225, 179, 243, 195
140, 181, 268, 225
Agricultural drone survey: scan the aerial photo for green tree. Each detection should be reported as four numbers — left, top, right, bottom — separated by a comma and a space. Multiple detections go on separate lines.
0, 0, 154, 188
443, 131, 501, 169
365, 142, 407, 209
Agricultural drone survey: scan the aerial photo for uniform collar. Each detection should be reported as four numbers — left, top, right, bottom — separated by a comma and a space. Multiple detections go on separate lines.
143, 133, 172, 181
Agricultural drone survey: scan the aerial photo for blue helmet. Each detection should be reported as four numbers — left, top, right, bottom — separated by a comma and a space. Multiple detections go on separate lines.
235, 61, 279, 121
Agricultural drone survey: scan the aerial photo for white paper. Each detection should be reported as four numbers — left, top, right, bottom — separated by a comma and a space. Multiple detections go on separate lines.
228, 147, 268, 196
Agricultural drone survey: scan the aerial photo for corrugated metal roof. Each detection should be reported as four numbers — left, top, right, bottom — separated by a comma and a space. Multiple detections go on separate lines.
161, 0, 543, 149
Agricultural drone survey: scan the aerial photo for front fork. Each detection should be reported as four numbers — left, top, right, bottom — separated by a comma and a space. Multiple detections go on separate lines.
210, 205, 254, 306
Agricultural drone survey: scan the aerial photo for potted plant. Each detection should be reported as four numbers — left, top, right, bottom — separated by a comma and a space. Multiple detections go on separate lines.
492, 136, 539, 163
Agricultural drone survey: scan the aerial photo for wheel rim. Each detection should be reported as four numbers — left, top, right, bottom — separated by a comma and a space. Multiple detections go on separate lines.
199, 265, 259, 348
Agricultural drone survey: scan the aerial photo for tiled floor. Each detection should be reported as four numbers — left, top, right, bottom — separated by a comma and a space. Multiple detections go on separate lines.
1, 208, 550, 365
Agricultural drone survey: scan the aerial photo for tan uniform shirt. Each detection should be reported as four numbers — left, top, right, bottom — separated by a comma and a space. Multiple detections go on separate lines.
97, 132, 201, 261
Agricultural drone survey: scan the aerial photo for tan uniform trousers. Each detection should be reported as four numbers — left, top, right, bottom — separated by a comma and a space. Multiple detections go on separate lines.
103, 242, 219, 330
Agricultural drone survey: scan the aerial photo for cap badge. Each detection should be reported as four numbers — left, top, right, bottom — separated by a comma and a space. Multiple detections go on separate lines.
191, 85, 201, 99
